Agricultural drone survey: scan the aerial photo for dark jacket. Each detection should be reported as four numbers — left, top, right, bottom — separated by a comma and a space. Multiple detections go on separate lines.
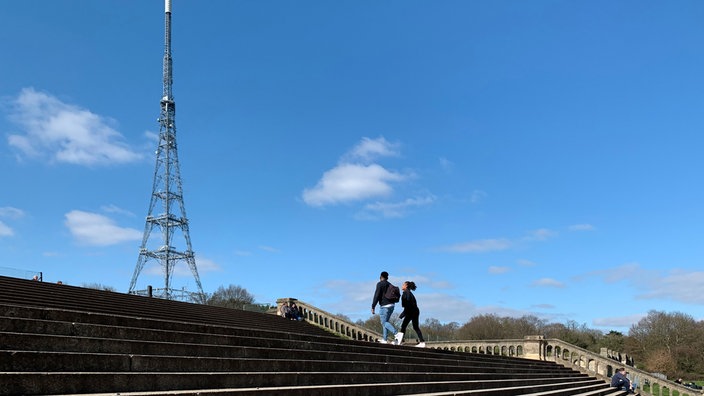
610, 372, 630, 390
400, 289, 419, 318
372, 280, 394, 309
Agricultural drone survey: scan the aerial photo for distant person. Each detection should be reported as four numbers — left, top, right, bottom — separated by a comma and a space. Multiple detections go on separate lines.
371, 271, 399, 344
280, 302, 291, 318
676, 378, 683, 384
56, 280, 63, 285
611, 368, 636, 394
32, 275, 39, 281
289, 302, 303, 321
395, 281, 426, 347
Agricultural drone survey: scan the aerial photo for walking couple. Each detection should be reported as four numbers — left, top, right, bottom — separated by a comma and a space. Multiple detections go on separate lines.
371, 271, 426, 347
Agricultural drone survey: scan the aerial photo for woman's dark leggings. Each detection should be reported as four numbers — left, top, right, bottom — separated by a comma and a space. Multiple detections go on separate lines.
400, 312, 424, 342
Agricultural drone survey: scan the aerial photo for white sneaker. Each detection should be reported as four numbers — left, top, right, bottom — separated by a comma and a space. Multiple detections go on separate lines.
378, 339, 388, 344
415, 342, 426, 348
393, 332, 404, 345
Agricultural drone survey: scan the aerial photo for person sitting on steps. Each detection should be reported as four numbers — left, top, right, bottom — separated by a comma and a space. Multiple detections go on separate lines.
611, 367, 638, 394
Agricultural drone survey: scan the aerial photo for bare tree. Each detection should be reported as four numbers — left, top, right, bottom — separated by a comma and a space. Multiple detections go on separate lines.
627, 310, 704, 378
206, 284, 255, 310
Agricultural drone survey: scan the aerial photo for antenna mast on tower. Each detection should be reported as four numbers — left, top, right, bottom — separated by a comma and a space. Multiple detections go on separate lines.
129, 0, 205, 303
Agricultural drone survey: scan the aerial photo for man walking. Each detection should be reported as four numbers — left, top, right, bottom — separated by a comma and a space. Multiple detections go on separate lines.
371, 271, 399, 344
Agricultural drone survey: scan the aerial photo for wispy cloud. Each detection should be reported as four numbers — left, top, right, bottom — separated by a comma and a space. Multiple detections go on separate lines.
531, 278, 565, 288
439, 157, 453, 172
523, 228, 558, 241
637, 270, 704, 304
302, 136, 410, 207
531, 303, 556, 309
144, 257, 221, 276
0, 222, 13, 237
100, 204, 135, 217
439, 238, 512, 253
194, 257, 221, 273
439, 228, 562, 255
593, 313, 646, 329
356, 195, 435, 220
0, 207, 25, 237
470, 190, 487, 204
517, 259, 536, 267
0, 207, 25, 219
342, 136, 401, 163
569, 223, 595, 231
64, 210, 141, 246
488, 266, 510, 274
5, 88, 143, 166
258, 245, 280, 253
575, 262, 641, 283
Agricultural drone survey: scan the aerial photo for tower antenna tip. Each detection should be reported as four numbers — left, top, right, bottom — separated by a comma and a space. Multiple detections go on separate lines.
165, 0, 172, 13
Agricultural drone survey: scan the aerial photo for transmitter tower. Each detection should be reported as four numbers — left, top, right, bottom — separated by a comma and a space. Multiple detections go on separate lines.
129, 0, 205, 303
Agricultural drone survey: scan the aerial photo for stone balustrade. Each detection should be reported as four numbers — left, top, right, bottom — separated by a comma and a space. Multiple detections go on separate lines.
277, 297, 383, 342
277, 297, 703, 396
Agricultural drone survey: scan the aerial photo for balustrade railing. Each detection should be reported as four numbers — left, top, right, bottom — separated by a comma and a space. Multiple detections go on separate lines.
276, 297, 702, 396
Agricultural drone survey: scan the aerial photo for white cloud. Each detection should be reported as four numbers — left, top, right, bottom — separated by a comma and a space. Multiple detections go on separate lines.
6, 88, 142, 166
569, 224, 595, 231
356, 195, 435, 220
64, 210, 141, 246
0, 221, 13, 237
488, 266, 510, 274
531, 278, 565, 288
258, 245, 280, 253
439, 238, 512, 253
302, 163, 406, 206
302, 136, 411, 207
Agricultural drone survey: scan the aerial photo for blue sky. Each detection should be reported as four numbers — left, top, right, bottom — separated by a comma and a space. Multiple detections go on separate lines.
2, 0, 704, 333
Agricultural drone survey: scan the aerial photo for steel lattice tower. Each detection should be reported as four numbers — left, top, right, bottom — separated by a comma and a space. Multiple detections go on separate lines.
129, 0, 205, 303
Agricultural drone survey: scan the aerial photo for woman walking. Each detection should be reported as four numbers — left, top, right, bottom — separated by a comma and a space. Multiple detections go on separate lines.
394, 281, 426, 347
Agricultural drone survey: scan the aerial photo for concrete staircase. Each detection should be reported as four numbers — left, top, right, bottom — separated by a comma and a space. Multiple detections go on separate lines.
0, 276, 626, 395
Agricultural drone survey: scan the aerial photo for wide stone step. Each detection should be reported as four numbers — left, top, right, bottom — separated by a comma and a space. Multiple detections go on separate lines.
0, 331, 578, 376
570, 387, 629, 396
0, 349, 591, 376
0, 276, 330, 337
1, 314, 577, 373
515, 382, 617, 395
0, 305, 332, 343
0, 373, 600, 396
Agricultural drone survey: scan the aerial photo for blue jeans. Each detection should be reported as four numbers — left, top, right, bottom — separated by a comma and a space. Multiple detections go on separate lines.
379, 305, 397, 340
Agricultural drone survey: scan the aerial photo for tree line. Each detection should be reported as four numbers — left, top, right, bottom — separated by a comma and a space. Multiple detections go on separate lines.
352, 310, 704, 381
